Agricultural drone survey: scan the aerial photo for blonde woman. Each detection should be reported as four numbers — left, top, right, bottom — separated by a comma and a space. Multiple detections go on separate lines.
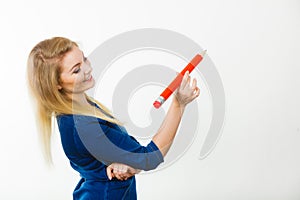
27, 37, 200, 200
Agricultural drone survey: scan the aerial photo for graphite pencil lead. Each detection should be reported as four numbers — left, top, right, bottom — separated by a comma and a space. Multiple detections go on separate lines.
200, 50, 207, 57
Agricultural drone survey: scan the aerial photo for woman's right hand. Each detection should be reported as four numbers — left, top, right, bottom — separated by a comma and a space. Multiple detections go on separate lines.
106, 163, 141, 181
174, 71, 200, 107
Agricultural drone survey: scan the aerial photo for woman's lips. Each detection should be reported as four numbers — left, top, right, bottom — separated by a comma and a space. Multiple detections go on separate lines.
84, 75, 93, 82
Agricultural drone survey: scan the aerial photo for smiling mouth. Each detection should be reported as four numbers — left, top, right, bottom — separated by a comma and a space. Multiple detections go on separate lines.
84, 75, 92, 82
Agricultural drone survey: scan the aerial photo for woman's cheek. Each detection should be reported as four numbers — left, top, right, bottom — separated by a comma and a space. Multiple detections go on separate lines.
74, 74, 83, 84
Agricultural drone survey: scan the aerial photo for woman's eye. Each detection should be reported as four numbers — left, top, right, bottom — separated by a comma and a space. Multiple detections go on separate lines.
73, 68, 81, 74
84, 57, 88, 62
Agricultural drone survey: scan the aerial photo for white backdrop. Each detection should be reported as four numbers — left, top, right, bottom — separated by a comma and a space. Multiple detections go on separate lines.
0, 0, 299, 199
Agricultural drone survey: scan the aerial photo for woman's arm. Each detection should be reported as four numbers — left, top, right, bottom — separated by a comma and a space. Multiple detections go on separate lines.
64, 71, 199, 171
152, 97, 185, 156
152, 71, 199, 156
106, 71, 199, 180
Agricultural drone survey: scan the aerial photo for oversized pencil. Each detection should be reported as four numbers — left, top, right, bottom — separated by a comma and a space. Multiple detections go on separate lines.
153, 50, 206, 109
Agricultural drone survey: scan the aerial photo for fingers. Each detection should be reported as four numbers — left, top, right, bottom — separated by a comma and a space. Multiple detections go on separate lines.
193, 87, 200, 98
179, 71, 190, 90
106, 165, 114, 180
191, 79, 200, 97
176, 71, 200, 106
113, 171, 124, 180
113, 164, 126, 180
107, 163, 139, 181
191, 78, 197, 90
182, 72, 199, 95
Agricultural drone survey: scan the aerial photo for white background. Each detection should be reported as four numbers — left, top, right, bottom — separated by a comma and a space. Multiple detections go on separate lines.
0, 0, 299, 199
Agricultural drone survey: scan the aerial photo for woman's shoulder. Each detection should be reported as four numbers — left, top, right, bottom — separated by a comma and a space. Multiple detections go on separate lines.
56, 113, 107, 127
56, 114, 76, 128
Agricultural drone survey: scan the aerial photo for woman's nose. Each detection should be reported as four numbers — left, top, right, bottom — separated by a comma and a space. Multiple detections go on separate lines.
83, 61, 93, 74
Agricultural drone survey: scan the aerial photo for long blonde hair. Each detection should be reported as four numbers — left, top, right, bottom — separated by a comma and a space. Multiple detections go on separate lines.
27, 37, 123, 163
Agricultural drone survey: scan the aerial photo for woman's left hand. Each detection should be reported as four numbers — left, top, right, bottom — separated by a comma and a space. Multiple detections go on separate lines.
106, 163, 141, 181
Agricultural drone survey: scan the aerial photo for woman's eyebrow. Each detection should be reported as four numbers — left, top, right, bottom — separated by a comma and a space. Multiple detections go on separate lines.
69, 62, 81, 72
68, 52, 85, 72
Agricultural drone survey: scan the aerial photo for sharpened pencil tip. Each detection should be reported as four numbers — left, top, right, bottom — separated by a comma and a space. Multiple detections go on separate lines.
200, 50, 207, 57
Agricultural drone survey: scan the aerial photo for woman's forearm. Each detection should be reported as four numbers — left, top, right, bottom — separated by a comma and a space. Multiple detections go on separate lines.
107, 72, 199, 180
152, 97, 186, 157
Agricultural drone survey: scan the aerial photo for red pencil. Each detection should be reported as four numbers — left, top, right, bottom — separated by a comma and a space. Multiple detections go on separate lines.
153, 50, 206, 109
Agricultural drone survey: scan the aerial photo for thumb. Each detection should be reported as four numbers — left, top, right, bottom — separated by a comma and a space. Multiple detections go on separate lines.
106, 166, 113, 180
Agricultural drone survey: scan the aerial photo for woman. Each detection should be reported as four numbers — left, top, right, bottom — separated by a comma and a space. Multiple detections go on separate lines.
27, 37, 200, 199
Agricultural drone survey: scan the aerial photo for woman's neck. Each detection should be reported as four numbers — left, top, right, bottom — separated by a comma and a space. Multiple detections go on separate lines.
69, 93, 90, 107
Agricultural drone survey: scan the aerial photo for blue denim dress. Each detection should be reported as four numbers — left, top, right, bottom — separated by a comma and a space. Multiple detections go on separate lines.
56, 103, 164, 200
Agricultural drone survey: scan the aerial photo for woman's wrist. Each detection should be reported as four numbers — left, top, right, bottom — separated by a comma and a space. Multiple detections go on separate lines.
172, 96, 186, 114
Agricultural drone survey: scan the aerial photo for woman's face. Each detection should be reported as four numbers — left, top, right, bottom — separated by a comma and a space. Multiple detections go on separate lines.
58, 46, 95, 94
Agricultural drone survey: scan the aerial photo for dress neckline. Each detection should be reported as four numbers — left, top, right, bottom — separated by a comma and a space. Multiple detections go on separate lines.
88, 100, 115, 119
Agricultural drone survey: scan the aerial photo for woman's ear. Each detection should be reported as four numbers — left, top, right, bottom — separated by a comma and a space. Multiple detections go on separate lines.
57, 85, 62, 90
